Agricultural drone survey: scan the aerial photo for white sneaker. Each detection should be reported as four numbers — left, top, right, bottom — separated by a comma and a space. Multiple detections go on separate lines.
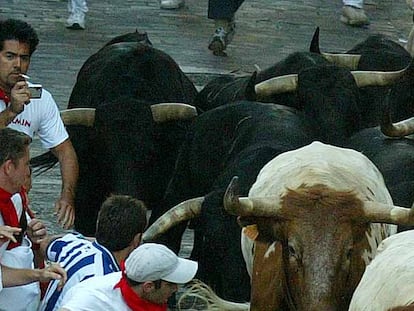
66, 11, 86, 30
340, 6, 369, 27
160, 0, 184, 9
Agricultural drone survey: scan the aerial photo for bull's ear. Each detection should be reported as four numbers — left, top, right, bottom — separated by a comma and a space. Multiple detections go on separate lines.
242, 224, 259, 241
239, 216, 285, 242
245, 71, 258, 101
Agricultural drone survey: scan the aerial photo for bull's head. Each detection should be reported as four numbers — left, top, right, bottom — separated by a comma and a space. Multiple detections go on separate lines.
223, 176, 414, 311
254, 60, 414, 101
60, 103, 198, 126
141, 166, 414, 311
58, 103, 197, 235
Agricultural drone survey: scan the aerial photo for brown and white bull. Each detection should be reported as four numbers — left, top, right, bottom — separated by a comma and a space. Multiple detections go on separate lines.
146, 141, 414, 310
222, 141, 414, 310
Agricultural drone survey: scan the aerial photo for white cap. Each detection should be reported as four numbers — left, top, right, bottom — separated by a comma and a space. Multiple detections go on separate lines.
125, 243, 198, 284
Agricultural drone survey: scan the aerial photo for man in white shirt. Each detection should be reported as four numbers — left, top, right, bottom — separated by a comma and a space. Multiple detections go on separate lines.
0, 18, 79, 230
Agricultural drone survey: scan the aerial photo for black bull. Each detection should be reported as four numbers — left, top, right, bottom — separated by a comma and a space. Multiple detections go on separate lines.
146, 101, 318, 301
31, 33, 198, 235
198, 31, 414, 133
314, 32, 414, 128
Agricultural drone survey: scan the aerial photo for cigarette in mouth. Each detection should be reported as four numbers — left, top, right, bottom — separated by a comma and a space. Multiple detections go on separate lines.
20, 74, 30, 80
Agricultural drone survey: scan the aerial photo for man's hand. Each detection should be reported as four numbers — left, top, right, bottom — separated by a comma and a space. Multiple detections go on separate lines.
38, 263, 67, 291
8, 80, 30, 115
0, 225, 22, 244
55, 197, 75, 230
26, 219, 47, 244
51, 140, 78, 230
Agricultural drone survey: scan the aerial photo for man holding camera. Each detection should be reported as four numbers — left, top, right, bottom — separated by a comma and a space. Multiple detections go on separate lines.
0, 18, 79, 230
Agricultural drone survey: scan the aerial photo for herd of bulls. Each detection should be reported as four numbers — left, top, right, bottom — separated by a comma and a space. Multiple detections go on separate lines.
32, 28, 414, 310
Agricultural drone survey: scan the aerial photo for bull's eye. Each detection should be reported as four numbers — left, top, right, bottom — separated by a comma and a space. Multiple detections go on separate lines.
346, 247, 353, 260
342, 247, 353, 271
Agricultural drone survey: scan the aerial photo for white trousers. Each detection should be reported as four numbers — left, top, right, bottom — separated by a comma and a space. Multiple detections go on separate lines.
343, 0, 364, 9
68, 0, 88, 13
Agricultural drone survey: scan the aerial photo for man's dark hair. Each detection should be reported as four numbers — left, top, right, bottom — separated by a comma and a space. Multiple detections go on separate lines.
95, 194, 147, 251
0, 19, 39, 55
0, 128, 31, 166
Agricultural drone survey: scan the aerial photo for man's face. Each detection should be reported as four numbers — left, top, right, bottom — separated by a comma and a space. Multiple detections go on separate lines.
145, 280, 178, 305
8, 146, 30, 194
0, 40, 31, 92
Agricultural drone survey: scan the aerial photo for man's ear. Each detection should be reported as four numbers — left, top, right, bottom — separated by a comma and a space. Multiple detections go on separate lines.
131, 233, 142, 249
2, 159, 13, 176
142, 281, 155, 293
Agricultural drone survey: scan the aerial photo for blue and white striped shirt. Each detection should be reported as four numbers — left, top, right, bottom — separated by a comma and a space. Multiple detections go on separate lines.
38, 233, 120, 311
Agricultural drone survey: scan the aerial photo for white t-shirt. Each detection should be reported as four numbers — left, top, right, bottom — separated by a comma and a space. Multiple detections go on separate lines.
0, 195, 40, 311
60, 272, 131, 311
0, 86, 68, 149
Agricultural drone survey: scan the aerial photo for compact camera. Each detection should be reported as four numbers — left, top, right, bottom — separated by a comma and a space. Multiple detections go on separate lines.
28, 84, 42, 99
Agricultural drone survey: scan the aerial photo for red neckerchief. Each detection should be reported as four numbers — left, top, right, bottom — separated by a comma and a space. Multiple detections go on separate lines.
20, 185, 47, 297
114, 261, 167, 311
0, 88, 10, 105
20, 186, 35, 219
0, 188, 20, 249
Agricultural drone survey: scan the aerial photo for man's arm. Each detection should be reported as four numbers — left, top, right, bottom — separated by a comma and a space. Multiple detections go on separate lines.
0, 108, 18, 128
2, 263, 66, 289
50, 139, 79, 229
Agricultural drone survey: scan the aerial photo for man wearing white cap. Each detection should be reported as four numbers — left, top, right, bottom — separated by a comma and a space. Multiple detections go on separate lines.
58, 243, 198, 311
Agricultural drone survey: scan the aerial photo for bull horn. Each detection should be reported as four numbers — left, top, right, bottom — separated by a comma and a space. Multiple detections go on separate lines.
254, 74, 298, 98
380, 107, 414, 137
321, 53, 361, 70
142, 197, 204, 242
60, 108, 96, 127
351, 65, 410, 88
309, 26, 361, 69
363, 201, 414, 225
351, 69, 405, 88
150, 103, 198, 122
223, 176, 284, 217
60, 103, 197, 127
379, 77, 414, 137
